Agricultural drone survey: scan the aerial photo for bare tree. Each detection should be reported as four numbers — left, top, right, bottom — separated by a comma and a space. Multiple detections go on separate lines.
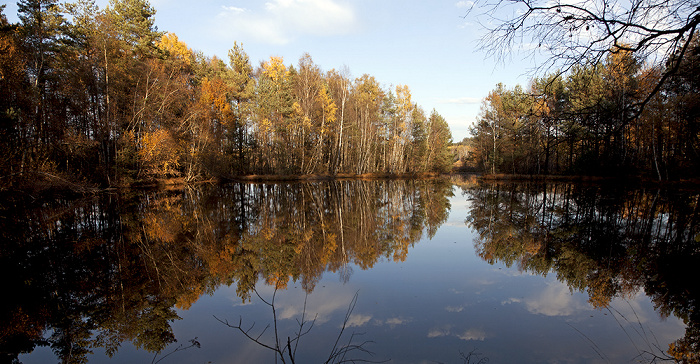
470, 0, 699, 113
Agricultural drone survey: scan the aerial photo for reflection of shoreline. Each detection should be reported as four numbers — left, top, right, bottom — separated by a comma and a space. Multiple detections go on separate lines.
464, 181, 700, 361
0, 179, 453, 363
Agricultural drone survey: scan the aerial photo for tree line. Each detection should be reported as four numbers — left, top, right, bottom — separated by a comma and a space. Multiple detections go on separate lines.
468, 38, 700, 179
0, 0, 453, 189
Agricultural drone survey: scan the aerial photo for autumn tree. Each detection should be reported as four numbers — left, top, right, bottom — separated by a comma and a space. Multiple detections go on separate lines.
313, 82, 338, 173
350, 74, 384, 174
325, 67, 351, 173
291, 53, 321, 173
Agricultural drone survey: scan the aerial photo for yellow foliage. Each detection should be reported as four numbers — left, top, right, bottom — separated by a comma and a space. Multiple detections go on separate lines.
587, 274, 614, 309
175, 284, 204, 310
261, 56, 287, 82
395, 84, 412, 109
265, 273, 289, 290
321, 236, 337, 263
524, 238, 541, 256
138, 129, 181, 178
303, 229, 314, 242
0, 28, 23, 82
262, 226, 275, 241
606, 47, 637, 89
668, 340, 700, 363
317, 84, 337, 132
143, 213, 176, 243
534, 98, 550, 117
157, 32, 193, 66
291, 101, 311, 128
199, 77, 233, 117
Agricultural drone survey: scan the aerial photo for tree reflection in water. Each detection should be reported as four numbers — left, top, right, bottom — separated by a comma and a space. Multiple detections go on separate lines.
463, 181, 700, 362
3, 179, 699, 363
0, 179, 452, 363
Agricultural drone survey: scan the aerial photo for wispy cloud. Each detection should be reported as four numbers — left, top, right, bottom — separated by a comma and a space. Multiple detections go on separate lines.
221, 5, 246, 14
276, 291, 354, 325
457, 328, 487, 341
385, 317, 410, 327
445, 305, 466, 312
428, 326, 452, 338
501, 297, 522, 305
214, 0, 358, 45
347, 314, 372, 327
523, 282, 590, 317
428, 325, 488, 341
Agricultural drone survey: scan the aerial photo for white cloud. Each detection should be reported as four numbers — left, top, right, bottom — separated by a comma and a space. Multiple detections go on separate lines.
346, 314, 372, 327
524, 282, 590, 317
215, 0, 358, 45
384, 317, 411, 328
457, 328, 487, 341
428, 326, 452, 338
221, 6, 246, 14
276, 291, 354, 325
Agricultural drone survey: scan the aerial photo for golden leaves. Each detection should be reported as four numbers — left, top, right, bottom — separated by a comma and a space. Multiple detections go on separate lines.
317, 83, 338, 130
261, 56, 288, 82
157, 32, 193, 67
137, 129, 181, 178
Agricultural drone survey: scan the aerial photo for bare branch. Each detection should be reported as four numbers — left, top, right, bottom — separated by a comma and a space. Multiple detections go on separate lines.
472, 0, 700, 120
151, 337, 201, 364
474, 0, 699, 73
218, 288, 388, 363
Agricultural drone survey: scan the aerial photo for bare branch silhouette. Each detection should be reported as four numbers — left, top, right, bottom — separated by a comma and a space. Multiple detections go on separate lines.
215, 288, 388, 363
471, 0, 699, 117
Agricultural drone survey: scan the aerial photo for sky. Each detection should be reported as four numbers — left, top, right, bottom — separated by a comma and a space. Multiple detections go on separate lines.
1, 0, 540, 141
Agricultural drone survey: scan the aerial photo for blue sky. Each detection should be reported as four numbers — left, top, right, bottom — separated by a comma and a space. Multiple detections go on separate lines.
2, 0, 539, 141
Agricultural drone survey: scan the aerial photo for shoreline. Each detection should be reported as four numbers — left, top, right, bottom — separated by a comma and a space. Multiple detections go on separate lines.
3, 171, 700, 200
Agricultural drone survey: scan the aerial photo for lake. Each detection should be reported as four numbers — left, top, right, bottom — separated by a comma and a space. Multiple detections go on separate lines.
4, 178, 699, 363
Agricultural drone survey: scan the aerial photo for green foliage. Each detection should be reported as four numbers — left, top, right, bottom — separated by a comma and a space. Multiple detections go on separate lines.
105, 0, 160, 57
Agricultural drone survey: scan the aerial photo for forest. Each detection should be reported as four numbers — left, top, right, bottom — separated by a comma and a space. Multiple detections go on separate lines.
0, 0, 454, 190
468, 39, 700, 179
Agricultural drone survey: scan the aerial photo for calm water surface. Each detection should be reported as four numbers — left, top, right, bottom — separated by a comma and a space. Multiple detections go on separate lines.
4, 178, 698, 363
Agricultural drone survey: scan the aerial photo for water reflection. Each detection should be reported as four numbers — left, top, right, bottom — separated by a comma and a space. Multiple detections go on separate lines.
463, 181, 700, 362
0, 179, 452, 363
3, 179, 700, 362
